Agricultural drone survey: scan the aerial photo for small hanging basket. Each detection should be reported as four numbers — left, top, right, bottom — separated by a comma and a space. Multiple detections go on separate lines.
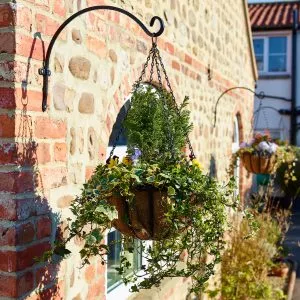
241, 152, 276, 174
108, 188, 170, 240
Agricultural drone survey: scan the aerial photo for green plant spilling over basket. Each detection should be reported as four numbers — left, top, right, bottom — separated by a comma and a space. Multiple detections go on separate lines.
234, 133, 278, 174
43, 41, 237, 293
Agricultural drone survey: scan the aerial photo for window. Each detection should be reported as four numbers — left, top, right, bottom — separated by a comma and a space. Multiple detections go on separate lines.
107, 230, 142, 291
107, 102, 143, 297
253, 36, 289, 74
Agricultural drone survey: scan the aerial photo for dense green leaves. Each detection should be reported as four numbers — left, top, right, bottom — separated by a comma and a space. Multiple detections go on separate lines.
124, 86, 192, 163
44, 86, 237, 293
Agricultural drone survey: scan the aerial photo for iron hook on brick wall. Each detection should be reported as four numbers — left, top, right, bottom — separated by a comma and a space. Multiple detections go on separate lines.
213, 86, 291, 128
38, 5, 165, 112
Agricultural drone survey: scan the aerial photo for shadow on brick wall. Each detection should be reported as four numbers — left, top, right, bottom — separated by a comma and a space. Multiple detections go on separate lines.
12, 33, 62, 299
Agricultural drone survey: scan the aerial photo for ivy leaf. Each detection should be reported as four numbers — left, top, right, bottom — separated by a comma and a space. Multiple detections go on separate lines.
86, 234, 97, 245
168, 186, 176, 196
54, 246, 71, 257
95, 206, 118, 221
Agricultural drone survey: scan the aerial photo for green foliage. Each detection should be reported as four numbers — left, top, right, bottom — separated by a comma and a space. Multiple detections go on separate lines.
44, 84, 237, 293
212, 213, 286, 300
48, 158, 236, 293
124, 85, 192, 163
275, 146, 300, 198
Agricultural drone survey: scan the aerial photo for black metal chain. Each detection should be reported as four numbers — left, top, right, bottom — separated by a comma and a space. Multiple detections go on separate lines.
152, 44, 175, 157
108, 44, 156, 161
108, 41, 196, 161
155, 46, 196, 159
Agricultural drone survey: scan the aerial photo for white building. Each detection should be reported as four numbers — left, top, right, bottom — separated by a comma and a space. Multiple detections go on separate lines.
249, 1, 300, 145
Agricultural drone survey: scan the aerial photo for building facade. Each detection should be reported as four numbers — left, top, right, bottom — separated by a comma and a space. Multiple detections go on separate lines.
0, 0, 256, 299
249, 1, 300, 145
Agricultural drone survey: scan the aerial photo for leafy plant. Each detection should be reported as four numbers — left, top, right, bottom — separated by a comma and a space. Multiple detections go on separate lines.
275, 146, 300, 198
124, 85, 192, 164
209, 213, 286, 300
42, 85, 237, 293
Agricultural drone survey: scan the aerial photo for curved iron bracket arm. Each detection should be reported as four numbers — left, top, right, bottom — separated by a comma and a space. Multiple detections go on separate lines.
213, 86, 291, 128
38, 5, 165, 112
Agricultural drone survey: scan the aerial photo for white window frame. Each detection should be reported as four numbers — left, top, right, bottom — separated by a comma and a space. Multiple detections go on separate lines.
253, 32, 291, 75
106, 131, 152, 300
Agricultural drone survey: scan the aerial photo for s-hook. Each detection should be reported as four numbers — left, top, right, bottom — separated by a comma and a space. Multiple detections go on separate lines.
38, 5, 165, 112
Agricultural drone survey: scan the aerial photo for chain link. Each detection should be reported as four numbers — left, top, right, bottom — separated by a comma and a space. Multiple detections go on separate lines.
109, 41, 196, 161
108, 44, 156, 161
156, 47, 196, 159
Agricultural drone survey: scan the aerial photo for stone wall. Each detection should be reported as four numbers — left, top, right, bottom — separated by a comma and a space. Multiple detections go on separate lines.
0, 0, 256, 299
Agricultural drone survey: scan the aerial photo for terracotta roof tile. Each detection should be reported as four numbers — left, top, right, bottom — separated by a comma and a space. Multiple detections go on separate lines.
249, 1, 300, 30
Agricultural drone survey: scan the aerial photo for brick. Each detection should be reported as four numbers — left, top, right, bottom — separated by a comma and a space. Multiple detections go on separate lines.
16, 198, 50, 221
17, 242, 51, 271
0, 272, 34, 297
16, 6, 32, 32
0, 88, 15, 109
15, 88, 44, 112
85, 264, 95, 283
36, 143, 51, 164
34, 117, 67, 139
0, 172, 34, 193
0, 198, 16, 220
0, 32, 15, 54
85, 167, 94, 180
165, 42, 174, 55
54, 143, 67, 162
86, 36, 107, 58
0, 115, 15, 138
185, 54, 193, 65
35, 14, 60, 37
0, 4, 15, 27
0, 250, 16, 272
87, 277, 105, 299
38, 167, 68, 189
36, 216, 52, 239
0, 225, 15, 246
16, 34, 47, 61
87, 0, 105, 6
53, 0, 67, 18
172, 60, 180, 71
0, 172, 15, 192
0, 143, 17, 165
16, 222, 35, 245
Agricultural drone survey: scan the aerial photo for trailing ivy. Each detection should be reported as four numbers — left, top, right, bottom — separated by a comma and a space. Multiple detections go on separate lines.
42, 85, 237, 293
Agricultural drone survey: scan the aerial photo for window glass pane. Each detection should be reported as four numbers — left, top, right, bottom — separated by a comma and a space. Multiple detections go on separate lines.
254, 39, 264, 55
107, 230, 122, 289
269, 55, 287, 72
269, 37, 287, 54
253, 39, 264, 71
107, 230, 143, 291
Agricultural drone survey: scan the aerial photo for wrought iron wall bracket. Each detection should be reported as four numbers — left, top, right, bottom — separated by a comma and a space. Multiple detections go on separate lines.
213, 86, 292, 128
38, 5, 165, 112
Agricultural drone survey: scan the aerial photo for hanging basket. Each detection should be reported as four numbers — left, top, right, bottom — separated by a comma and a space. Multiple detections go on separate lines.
241, 152, 276, 174
108, 188, 170, 240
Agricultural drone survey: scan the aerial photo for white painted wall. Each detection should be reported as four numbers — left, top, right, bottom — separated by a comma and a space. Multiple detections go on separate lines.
255, 78, 291, 141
